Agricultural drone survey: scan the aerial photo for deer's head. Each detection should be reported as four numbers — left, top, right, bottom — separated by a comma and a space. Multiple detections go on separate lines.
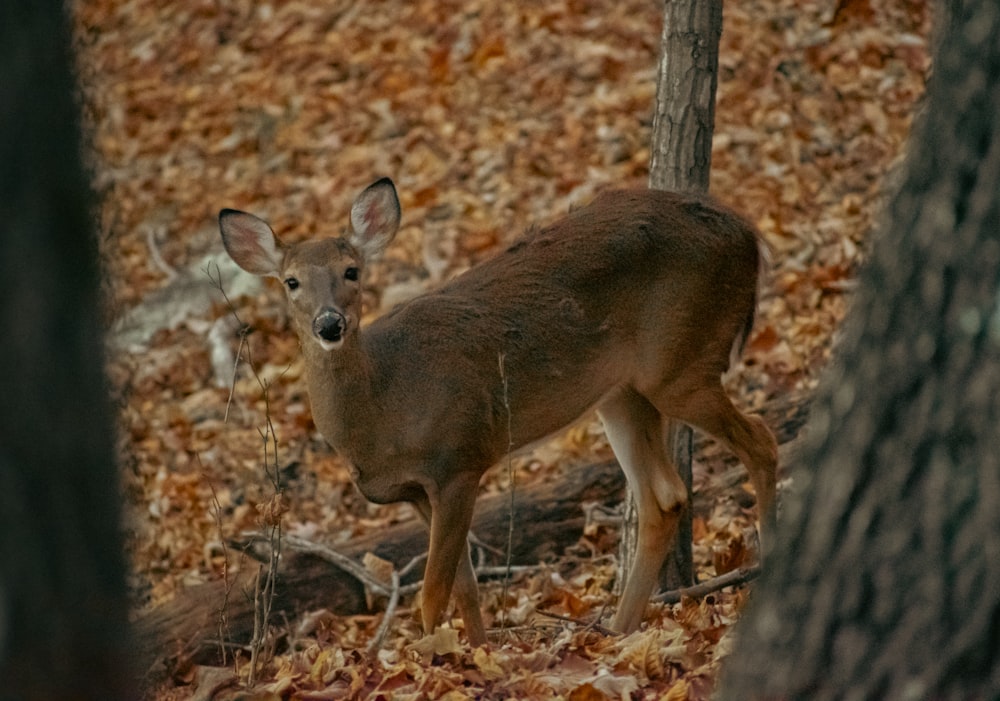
219, 178, 401, 351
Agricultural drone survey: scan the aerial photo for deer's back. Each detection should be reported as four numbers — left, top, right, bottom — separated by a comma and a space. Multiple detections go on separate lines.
365, 188, 761, 452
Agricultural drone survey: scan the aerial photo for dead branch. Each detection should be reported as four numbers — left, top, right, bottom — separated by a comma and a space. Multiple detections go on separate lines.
654, 565, 761, 605
136, 390, 808, 678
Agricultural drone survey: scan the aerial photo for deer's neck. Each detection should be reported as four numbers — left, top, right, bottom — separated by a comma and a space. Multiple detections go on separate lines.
300, 336, 377, 460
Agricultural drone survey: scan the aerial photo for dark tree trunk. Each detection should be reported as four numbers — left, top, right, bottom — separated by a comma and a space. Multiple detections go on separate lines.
0, 3, 132, 700
719, 2, 1000, 698
637, 0, 723, 590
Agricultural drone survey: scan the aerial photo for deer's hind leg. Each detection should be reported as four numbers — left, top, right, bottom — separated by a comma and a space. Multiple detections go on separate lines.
655, 382, 778, 553
598, 387, 688, 634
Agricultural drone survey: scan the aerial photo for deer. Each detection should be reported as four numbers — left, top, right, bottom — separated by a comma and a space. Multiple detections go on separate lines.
218, 177, 778, 647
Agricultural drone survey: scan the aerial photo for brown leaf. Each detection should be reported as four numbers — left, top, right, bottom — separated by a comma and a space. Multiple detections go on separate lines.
255, 492, 289, 527
712, 532, 748, 576
405, 627, 464, 663
662, 677, 690, 701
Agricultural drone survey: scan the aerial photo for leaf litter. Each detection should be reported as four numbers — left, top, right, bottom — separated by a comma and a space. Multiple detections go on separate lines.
72, 0, 930, 697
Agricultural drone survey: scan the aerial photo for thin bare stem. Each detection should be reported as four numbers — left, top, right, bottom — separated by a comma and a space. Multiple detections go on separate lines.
208, 262, 284, 686
367, 570, 401, 655
203, 466, 233, 668
248, 414, 282, 686
497, 353, 516, 635
204, 261, 250, 423
398, 552, 428, 579
533, 608, 615, 636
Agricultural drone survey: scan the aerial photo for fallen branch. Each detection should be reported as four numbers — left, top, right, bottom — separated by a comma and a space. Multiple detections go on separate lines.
136, 458, 626, 675
136, 391, 808, 678
277, 534, 408, 598
367, 571, 401, 655
533, 608, 615, 636
654, 565, 761, 605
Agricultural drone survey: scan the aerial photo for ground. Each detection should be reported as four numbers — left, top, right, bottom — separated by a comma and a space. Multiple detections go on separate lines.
71, 0, 930, 698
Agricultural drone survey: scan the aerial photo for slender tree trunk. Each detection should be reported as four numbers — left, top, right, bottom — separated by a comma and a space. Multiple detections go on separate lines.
719, 2, 1000, 698
649, 0, 723, 193
629, 0, 722, 591
0, 3, 132, 699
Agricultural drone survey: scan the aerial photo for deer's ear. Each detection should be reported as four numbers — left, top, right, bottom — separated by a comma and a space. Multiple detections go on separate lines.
219, 209, 283, 277
349, 177, 401, 259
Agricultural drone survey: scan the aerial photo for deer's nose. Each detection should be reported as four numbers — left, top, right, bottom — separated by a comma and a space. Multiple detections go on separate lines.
313, 309, 346, 347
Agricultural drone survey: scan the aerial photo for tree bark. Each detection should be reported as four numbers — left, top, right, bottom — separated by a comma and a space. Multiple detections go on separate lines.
638, 0, 723, 591
0, 3, 132, 700
719, 2, 1000, 698
649, 0, 723, 192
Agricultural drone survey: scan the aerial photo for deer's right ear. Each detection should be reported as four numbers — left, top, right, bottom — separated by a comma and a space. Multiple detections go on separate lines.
219, 209, 283, 277
349, 177, 401, 259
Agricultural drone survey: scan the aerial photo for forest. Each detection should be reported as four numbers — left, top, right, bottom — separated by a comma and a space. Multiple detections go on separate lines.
4, 0, 944, 699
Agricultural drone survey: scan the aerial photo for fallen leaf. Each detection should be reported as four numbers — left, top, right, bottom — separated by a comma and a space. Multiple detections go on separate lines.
405, 627, 464, 663
662, 677, 690, 701
472, 646, 506, 681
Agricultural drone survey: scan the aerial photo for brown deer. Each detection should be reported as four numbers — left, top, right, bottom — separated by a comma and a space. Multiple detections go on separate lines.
218, 178, 777, 646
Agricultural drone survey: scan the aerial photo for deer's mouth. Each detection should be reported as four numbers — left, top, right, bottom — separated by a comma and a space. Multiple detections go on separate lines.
313, 310, 347, 351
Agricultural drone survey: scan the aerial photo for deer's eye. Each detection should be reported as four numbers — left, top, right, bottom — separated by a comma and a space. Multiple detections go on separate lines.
284, 277, 300, 290
344, 267, 359, 281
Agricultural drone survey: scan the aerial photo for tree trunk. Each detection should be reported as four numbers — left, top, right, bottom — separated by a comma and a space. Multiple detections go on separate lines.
719, 2, 1000, 698
648, 0, 723, 193
634, 0, 723, 591
0, 3, 132, 700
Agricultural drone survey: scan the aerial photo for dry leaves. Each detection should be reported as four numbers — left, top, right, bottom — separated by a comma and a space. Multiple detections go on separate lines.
71, 0, 929, 698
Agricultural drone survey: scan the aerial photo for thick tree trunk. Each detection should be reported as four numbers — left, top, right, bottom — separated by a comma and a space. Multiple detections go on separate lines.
637, 0, 723, 590
0, 3, 132, 700
719, 2, 1000, 698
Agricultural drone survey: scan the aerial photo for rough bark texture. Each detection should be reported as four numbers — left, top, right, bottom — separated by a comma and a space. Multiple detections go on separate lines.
639, 0, 723, 590
648, 0, 723, 192
0, 3, 132, 700
719, 2, 1000, 698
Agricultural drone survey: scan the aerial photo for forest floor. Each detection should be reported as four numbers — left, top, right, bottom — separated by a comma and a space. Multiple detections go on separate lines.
72, 0, 930, 698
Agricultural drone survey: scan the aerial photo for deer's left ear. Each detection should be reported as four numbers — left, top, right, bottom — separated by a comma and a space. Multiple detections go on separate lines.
349, 177, 401, 260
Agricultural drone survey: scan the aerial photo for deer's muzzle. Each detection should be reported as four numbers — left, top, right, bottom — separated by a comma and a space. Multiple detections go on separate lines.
313, 309, 347, 350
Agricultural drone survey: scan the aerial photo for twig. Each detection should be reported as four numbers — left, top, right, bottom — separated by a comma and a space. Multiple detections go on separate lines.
583, 600, 612, 634
468, 564, 538, 578
248, 416, 282, 686
203, 467, 233, 669
367, 570, 401, 655
653, 565, 761, 605
207, 261, 284, 685
146, 225, 177, 281
398, 552, 428, 579
278, 534, 423, 597
468, 531, 505, 559
224, 333, 248, 423
204, 261, 249, 423
258, 533, 542, 598
533, 608, 615, 636
497, 352, 516, 634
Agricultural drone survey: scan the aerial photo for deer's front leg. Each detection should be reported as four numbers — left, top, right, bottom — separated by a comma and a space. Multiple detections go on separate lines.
420, 472, 481, 642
